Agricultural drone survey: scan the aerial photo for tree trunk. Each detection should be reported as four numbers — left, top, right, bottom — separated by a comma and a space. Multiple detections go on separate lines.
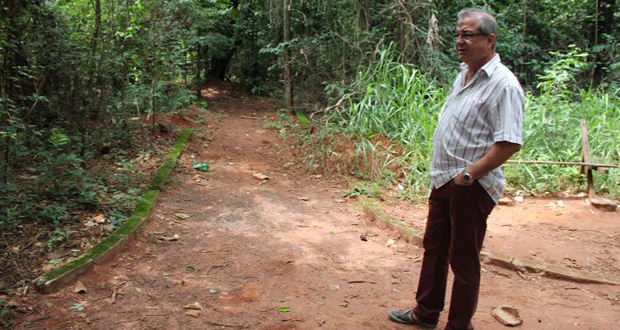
88, 0, 102, 120
283, 0, 293, 112
150, 79, 156, 134
81, 0, 101, 157
592, 0, 616, 85
203, 46, 209, 84
196, 44, 203, 98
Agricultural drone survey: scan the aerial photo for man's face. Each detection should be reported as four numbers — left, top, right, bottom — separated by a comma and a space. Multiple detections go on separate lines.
455, 16, 495, 67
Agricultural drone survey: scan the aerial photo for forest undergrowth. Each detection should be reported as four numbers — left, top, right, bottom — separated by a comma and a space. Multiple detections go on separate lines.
303, 45, 620, 201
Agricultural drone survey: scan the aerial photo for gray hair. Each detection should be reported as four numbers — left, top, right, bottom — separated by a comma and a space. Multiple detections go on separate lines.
457, 8, 498, 37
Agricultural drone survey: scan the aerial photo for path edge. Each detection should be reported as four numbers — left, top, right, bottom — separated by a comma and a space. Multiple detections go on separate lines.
34, 128, 193, 293
359, 196, 620, 286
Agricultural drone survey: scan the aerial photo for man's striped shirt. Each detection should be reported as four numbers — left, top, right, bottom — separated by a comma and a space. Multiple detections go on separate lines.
430, 54, 524, 204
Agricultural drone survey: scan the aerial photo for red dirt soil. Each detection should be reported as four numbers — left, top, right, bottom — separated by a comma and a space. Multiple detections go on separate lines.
11, 84, 619, 329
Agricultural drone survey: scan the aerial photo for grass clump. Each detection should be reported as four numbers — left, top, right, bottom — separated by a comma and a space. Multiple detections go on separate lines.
506, 48, 620, 197
319, 44, 445, 200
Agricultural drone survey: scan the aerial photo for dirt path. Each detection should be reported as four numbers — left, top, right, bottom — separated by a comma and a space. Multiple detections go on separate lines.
16, 87, 619, 329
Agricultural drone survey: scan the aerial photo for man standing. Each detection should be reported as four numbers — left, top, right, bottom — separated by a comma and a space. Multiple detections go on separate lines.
389, 8, 524, 330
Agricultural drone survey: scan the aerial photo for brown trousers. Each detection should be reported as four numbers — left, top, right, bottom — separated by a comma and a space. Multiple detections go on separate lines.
413, 179, 495, 330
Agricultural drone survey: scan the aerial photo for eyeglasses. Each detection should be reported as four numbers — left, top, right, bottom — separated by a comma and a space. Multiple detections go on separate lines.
454, 32, 487, 40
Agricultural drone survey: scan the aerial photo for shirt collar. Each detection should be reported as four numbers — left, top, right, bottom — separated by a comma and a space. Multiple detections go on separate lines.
459, 53, 501, 77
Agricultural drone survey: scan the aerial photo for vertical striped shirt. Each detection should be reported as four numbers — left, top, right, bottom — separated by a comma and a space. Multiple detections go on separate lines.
430, 54, 524, 204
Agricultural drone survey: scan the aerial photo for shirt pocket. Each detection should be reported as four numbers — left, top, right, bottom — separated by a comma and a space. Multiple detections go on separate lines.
451, 111, 476, 128
455, 98, 488, 128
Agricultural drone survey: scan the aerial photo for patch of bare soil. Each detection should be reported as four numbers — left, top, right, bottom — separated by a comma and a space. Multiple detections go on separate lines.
11, 85, 619, 329
383, 196, 620, 280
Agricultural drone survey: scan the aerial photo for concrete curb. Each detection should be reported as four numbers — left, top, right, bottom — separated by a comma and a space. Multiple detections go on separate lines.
360, 197, 620, 286
35, 129, 193, 293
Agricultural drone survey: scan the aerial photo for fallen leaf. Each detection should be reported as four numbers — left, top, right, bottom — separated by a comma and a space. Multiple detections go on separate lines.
74, 281, 88, 294
174, 213, 190, 220
186, 266, 196, 272
84, 220, 97, 227
385, 238, 397, 247
184, 302, 203, 310
4, 300, 20, 307
42, 264, 56, 272
158, 234, 179, 241
253, 173, 269, 180
278, 307, 291, 313
92, 214, 106, 223
298, 196, 309, 201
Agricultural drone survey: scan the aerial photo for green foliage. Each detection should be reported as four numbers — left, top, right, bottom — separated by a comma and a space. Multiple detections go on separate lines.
295, 111, 310, 127
0, 0, 199, 235
536, 46, 590, 96
320, 44, 445, 197
0, 298, 17, 328
46, 227, 72, 251
49, 129, 71, 148
106, 207, 129, 228
343, 183, 381, 199
0, 0, 618, 271
314, 45, 620, 199
506, 49, 620, 197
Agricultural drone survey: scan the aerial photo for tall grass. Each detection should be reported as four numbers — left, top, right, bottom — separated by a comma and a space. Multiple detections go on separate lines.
505, 48, 620, 197
317, 45, 620, 199
325, 44, 446, 198
505, 88, 620, 196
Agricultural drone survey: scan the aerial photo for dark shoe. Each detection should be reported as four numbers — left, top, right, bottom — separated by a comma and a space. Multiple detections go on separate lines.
388, 308, 437, 329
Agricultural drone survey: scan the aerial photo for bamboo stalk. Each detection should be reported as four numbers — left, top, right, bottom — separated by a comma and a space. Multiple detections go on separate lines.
506, 160, 617, 168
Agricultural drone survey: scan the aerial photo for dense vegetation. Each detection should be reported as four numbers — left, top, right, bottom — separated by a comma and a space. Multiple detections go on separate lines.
1, 0, 619, 311
323, 46, 620, 200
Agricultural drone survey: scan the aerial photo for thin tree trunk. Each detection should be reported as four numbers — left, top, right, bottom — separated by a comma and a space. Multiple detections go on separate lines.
522, 0, 527, 37
2, 137, 9, 185
196, 44, 203, 99
283, 0, 293, 112
81, 0, 101, 157
594, 0, 600, 47
150, 79, 156, 134
592, 0, 616, 85
203, 46, 209, 84
88, 0, 102, 107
